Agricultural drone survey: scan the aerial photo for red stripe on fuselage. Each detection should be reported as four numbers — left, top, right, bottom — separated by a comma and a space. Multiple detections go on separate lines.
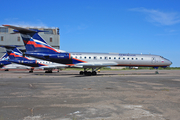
73, 58, 87, 63
38, 63, 48, 66
9, 53, 22, 58
69, 53, 71, 59
8, 52, 30, 60
66, 64, 75, 66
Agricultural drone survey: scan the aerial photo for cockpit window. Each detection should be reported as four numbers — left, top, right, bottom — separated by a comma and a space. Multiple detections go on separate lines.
160, 56, 169, 61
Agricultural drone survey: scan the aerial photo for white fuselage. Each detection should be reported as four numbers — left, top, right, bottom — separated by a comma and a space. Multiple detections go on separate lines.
70, 52, 172, 67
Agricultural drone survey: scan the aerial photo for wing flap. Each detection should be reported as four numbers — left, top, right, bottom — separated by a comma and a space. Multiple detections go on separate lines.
39, 65, 67, 70
74, 62, 118, 67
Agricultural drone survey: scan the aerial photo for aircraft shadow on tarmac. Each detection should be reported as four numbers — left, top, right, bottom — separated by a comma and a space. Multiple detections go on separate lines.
29, 71, 166, 77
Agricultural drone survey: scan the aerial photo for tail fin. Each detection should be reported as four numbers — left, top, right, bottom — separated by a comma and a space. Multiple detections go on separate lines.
0, 45, 22, 67
0, 45, 26, 60
3, 25, 64, 53
0, 45, 43, 67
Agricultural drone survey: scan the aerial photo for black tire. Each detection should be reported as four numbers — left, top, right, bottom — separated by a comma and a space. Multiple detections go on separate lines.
84, 71, 87, 74
85, 72, 92, 76
92, 71, 97, 75
79, 71, 84, 75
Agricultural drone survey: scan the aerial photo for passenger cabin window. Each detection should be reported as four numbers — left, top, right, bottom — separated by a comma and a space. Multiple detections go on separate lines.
114, 57, 116, 59
136, 58, 138, 60
89, 57, 91, 59
127, 58, 129, 60
141, 58, 143, 60
104, 57, 107, 60
94, 56, 97, 59
132, 58, 134, 60
109, 57, 111, 59
84, 57, 86, 59
100, 57, 102, 59
123, 58, 125, 60
80, 56, 82, 59
119, 57, 121, 59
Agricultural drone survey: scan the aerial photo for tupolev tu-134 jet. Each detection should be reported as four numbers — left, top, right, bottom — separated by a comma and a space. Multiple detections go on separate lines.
3, 25, 172, 75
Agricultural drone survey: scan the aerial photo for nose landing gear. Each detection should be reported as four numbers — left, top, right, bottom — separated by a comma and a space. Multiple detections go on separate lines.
79, 67, 100, 76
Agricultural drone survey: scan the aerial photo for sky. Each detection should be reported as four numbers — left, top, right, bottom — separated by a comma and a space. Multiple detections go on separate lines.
0, 0, 180, 67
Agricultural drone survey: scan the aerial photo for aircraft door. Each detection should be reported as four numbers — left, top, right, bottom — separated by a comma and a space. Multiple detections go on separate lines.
151, 57, 156, 63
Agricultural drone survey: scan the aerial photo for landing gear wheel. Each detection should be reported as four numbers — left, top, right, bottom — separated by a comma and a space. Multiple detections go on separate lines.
79, 71, 84, 75
29, 70, 33, 73
84, 71, 87, 75
85, 72, 92, 76
92, 71, 97, 75
45, 70, 52, 73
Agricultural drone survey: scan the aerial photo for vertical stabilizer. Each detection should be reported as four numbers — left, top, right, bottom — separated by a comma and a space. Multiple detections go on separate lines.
3, 25, 60, 53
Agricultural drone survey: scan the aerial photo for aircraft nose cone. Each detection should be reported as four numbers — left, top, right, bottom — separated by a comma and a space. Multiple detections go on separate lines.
167, 60, 172, 66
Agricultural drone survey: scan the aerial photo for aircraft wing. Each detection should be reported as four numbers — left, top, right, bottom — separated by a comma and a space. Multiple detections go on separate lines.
39, 65, 67, 70
1, 63, 31, 69
73, 62, 118, 68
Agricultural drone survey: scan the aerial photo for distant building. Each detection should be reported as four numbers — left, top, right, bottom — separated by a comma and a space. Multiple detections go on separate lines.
0, 26, 60, 57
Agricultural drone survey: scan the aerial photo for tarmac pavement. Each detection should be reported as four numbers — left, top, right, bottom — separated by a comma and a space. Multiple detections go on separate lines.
0, 70, 180, 120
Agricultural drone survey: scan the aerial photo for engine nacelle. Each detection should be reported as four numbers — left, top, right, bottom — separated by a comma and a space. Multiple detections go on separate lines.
25, 52, 71, 60
0, 61, 11, 67
9, 59, 39, 67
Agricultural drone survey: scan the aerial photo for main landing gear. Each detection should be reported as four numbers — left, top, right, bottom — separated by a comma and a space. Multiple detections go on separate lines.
29, 68, 34, 73
79, 68, 101, 76
45, 70, 53, 73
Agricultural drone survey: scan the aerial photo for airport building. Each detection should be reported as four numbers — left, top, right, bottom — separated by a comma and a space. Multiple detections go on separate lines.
0, 26, 60, 57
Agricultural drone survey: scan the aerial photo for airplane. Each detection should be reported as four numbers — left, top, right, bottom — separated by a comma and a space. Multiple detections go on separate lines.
3, 25, 172, 75
0, 51, 32, 71
0, 45, 67, 73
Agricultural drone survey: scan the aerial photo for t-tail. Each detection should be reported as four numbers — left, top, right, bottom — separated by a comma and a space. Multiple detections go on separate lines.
2, 25, 86, 65
0, 45, 41, 67
2, 25, 65, 53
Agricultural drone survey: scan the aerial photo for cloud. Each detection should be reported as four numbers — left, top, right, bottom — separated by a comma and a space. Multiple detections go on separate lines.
129, 8, 180, 25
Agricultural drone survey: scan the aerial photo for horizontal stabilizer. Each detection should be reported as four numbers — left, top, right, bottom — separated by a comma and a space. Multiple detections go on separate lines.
3, 25, 47, 33
0, 45, 23, 48
75, 62, 118, 67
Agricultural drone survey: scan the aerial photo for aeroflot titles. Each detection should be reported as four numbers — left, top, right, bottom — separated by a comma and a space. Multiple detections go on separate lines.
72, 53, 136, 56
118, 54, 136, 56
